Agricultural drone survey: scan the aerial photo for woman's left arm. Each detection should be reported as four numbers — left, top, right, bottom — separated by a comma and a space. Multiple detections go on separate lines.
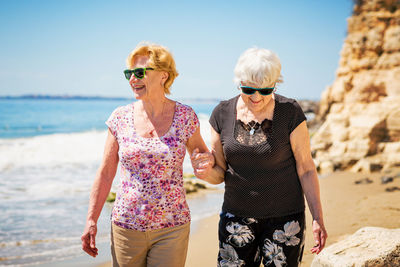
290, 121, 327, 254
186, 127, 224, 184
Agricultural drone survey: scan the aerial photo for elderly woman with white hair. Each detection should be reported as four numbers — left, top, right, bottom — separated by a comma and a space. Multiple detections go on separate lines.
198, 47, 327, 266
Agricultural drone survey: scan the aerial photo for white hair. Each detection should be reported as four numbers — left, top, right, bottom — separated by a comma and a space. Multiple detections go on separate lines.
233, 47, 283, 88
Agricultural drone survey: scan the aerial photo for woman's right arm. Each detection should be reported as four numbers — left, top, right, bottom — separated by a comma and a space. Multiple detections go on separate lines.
81, 129, 119, 257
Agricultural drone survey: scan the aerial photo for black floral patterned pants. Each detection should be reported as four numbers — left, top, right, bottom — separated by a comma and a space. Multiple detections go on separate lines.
217, 211, 305, 267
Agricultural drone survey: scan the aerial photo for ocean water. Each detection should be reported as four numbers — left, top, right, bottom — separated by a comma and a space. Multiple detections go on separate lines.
0, 99, 222, 266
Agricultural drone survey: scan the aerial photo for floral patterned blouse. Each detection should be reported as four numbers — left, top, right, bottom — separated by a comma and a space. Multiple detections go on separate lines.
106, 102, 199, 231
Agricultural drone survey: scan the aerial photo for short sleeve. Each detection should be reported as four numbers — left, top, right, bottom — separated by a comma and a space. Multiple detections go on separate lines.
209, 103, 222, 134
183, 105, 199, 141
289, 100, 307, 133
105, 106, 123, 139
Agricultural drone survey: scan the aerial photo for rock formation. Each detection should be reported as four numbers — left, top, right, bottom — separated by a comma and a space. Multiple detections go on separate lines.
311, 227, 400, 266
312, 0, 400, 173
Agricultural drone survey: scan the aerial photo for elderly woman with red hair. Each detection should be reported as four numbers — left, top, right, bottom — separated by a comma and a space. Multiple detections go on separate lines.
81, 42, 214, 267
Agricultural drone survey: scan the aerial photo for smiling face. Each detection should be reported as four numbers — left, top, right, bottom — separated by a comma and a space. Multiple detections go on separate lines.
128, 55, 167, 100
240, 81, 274, 112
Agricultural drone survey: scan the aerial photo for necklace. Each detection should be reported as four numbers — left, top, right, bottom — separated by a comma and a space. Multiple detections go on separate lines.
237, 97, 273, 136
239, 120, 260, 135
248, 121, 258, 135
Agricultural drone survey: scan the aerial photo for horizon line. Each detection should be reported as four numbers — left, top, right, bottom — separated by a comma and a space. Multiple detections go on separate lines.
0, 93, 320, 102
0, 94, 223, 102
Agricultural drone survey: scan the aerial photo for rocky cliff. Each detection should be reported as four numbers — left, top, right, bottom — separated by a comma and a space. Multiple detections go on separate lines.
312, 0, 400, 173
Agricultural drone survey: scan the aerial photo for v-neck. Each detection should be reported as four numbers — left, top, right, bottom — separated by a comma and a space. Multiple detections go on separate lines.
131, 102, 178, 140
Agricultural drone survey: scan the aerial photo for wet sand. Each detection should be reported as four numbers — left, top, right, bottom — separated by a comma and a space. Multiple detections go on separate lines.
98, 168, 400, 267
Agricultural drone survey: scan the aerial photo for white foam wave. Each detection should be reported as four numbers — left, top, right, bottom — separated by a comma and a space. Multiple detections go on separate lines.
0, 234, 109, 249
2, 243, 82, 261
198, 113, 211, 144
0, 130, 107, 172
0, 115, 211, 173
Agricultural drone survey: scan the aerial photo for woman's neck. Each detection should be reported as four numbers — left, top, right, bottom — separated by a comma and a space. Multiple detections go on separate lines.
238, 94, 275, 121
140, 96, 169, 119
251, 101, 272, 116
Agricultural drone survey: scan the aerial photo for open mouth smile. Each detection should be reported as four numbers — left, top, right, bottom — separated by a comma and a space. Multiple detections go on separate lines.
250, 99, 262, 104
132, 85, 145, 91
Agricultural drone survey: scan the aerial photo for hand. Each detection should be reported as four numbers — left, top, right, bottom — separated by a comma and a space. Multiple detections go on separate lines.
81, 220, 98, 257
310, 219, 327, 254
190, 148, 215, 179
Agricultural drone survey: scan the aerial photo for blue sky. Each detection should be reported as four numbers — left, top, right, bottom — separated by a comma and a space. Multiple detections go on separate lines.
0, 0, 353, 100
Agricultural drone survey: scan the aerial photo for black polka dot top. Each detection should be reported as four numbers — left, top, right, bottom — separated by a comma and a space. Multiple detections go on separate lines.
209, 94, 306, 218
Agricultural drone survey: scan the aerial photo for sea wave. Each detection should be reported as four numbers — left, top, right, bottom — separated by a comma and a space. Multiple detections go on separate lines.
0, 114, 211, 173
0, 113, 220, 267
0, 130, 107, 172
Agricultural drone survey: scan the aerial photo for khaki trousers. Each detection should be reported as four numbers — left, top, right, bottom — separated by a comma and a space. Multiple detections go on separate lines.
111, 222, 190, 267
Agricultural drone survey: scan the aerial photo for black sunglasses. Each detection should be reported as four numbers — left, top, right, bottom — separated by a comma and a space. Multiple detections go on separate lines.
239, 84, 275, 96
123, 67, 154, 80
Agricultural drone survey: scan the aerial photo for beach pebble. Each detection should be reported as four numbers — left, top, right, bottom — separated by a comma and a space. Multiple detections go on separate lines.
354, 177, 373, 185
184, 178, 209, 194
380, 176, 394, 184
385, 186, 400, 192
319, 161, 334, 174
384, 169, 393, 174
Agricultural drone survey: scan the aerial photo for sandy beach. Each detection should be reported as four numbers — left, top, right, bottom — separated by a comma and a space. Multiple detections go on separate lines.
96, 167, 400, 267
187, 168, 400, 266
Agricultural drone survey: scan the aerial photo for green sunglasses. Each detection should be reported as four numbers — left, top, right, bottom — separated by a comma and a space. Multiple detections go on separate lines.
124, 67, 154, 80
239, 83, 275, 96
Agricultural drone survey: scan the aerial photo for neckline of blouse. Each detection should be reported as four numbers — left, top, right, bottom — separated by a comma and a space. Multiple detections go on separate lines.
232, 94, 278, 147
131, 101, 178, 140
